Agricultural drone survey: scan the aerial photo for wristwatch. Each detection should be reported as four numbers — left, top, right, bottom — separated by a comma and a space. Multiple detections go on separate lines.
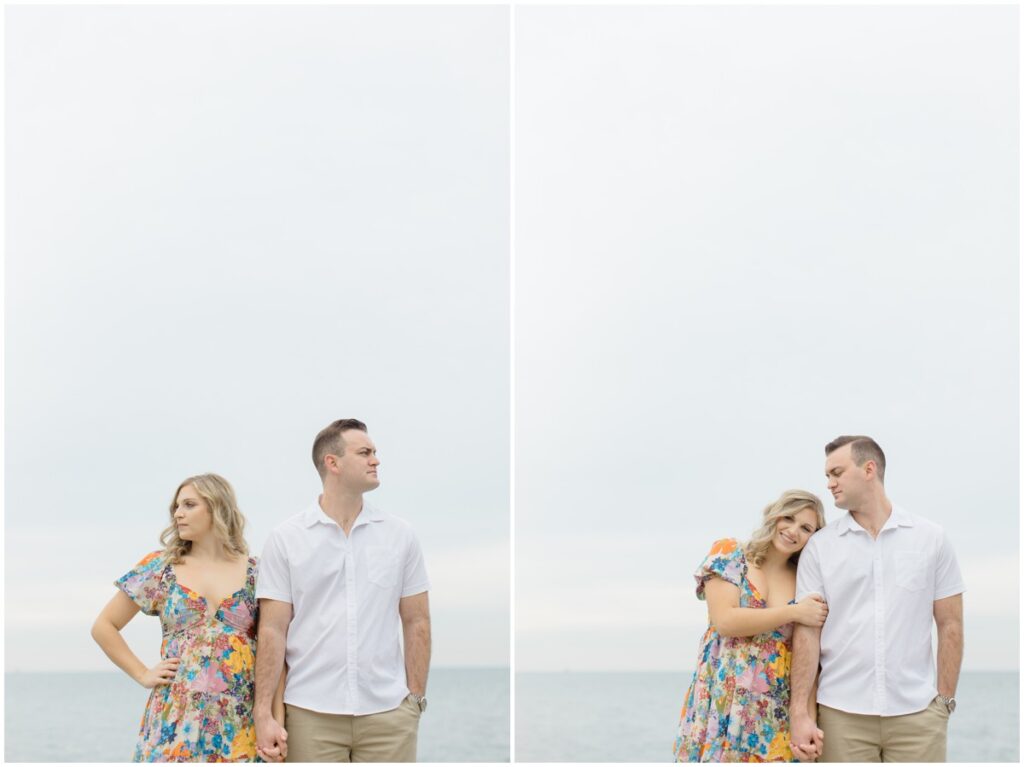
409, 693, 427, 713
938, 694, 956, 714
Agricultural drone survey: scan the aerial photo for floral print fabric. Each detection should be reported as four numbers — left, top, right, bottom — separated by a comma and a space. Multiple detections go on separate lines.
116, 551, 260, 762
673, 539, 795, 763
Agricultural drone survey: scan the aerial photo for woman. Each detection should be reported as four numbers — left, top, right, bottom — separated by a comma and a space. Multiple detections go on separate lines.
673, 490, 828, 763
92, 473, 267, 762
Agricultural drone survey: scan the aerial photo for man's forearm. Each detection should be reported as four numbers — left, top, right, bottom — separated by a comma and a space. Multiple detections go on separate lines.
936, 620, 963, 698
790, 625, 821, 720
403, 617, 431, 696
255, 626, 287, 718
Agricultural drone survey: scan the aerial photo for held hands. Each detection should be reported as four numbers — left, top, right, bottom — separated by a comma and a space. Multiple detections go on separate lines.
789, 715, 824, 762
792, 595, 828, 628
256, 714, 288, 763
136, 658, 180, 688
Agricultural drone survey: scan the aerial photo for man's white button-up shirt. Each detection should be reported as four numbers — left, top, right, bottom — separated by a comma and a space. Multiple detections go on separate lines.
795, 505, 964, 716
256, 500, 430, 715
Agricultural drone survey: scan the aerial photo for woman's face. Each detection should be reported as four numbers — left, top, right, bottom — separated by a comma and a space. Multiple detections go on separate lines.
173, 484, 213, 542
772, 507, 819, 556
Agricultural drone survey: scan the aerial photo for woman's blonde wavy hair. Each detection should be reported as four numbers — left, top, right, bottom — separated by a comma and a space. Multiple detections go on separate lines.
743, 489, 826, 568
160, 473, 249, 564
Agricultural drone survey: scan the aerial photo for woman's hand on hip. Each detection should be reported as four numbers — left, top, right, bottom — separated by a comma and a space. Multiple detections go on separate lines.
135, 658, 180, 688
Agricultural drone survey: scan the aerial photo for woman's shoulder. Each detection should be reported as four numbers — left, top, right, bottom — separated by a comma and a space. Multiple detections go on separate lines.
706, 538, 744, 559
698, 538, 747, 571
116, 550, 172, 613
695, 538, 747, 596
132, 550, 170, 572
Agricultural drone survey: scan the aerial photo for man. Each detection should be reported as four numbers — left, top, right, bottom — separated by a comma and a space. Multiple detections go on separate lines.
789, 436, 964, 763
254, 418, 431, 762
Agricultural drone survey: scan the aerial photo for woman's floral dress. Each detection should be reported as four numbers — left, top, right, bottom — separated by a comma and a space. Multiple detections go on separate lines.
116, 551, 260, 762
673, 539, 796, 763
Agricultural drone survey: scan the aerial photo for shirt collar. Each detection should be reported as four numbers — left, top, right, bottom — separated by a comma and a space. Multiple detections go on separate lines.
836, 513, 857, 535
301, 499, 385, 528
887, 504, 914, 529
837, 503, 912, 536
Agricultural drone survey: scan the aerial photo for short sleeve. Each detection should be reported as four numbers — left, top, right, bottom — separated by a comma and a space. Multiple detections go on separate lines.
115, 551, 168, 616
255, 531, 293, 603
694, 538, 745, 601
795, 536, 825, 602
933, 531, 965, 600
401, 530, 430, 598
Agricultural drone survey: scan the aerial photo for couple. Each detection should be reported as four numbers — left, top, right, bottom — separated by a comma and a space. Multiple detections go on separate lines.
91, 419, 431, 763
673, 435, 965, 763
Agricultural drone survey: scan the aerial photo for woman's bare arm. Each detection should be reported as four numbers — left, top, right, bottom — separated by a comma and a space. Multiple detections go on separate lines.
704, 578, 826, 637
90, 591, 179, 688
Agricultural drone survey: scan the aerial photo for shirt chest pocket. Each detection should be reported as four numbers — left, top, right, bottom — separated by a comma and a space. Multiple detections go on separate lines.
366, 545, 400, 589
895, 551, 928, 592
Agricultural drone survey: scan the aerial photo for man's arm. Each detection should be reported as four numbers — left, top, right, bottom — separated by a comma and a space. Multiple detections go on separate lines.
789, 624, 824, 761
399, 592, 431, 697
788, 536, 826, 760
934, 594, 964, 699
255, 599, 292, 762
272, 664, 287, 726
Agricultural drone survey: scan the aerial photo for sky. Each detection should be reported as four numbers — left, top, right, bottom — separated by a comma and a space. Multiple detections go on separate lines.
515, 5, 1019, 672
5, 1, 1019, 685
6, 5, 510, 671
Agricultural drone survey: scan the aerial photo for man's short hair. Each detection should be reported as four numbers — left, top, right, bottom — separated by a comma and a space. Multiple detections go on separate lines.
312, 419, 368, 479
825, 435, 886, 483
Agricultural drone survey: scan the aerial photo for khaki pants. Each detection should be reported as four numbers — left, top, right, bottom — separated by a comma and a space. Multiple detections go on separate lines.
817, 697, 950, 762
284, 695, 421, 762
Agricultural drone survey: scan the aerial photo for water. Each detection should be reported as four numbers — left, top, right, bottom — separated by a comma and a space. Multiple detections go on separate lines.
5, 667, 509, 762
515, 670, 1019, 762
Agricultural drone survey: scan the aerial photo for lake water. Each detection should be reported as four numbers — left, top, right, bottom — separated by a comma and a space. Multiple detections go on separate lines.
6, 667, 509, 762
9, 669, 1013, 762
515, 670, 1019, 762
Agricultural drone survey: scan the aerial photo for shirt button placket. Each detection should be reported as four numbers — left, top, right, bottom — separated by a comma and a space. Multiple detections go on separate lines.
347, 537, 359, 711
873, 540, 886, 713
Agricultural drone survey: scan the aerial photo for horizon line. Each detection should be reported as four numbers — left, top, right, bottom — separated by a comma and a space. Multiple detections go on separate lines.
515, 667, 1021, 674
6, 664, 512, 674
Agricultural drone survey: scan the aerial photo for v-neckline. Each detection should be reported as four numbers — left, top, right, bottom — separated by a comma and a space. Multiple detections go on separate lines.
169, 558, 252, 619
746, 573, 768, 605
740, 550, 768, 604
744, 555, 795, 609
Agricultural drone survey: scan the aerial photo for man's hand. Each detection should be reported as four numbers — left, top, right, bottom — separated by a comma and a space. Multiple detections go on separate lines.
255, 714, 288, 763
789, 714, 823, 762
254, 599, 292, 762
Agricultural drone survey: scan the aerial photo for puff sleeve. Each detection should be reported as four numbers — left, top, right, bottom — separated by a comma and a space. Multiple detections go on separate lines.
694, 538, 746, 601
115, 551, 168, 616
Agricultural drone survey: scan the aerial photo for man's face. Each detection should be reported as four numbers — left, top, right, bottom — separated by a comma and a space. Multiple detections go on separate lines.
332, 429, 381, 492
825, 443, 872, 510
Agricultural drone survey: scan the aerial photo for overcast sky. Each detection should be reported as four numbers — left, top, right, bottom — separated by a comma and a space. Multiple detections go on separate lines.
6, 5, 510, 671
6, 3, 1019, 684
515, 5, 1018, 673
